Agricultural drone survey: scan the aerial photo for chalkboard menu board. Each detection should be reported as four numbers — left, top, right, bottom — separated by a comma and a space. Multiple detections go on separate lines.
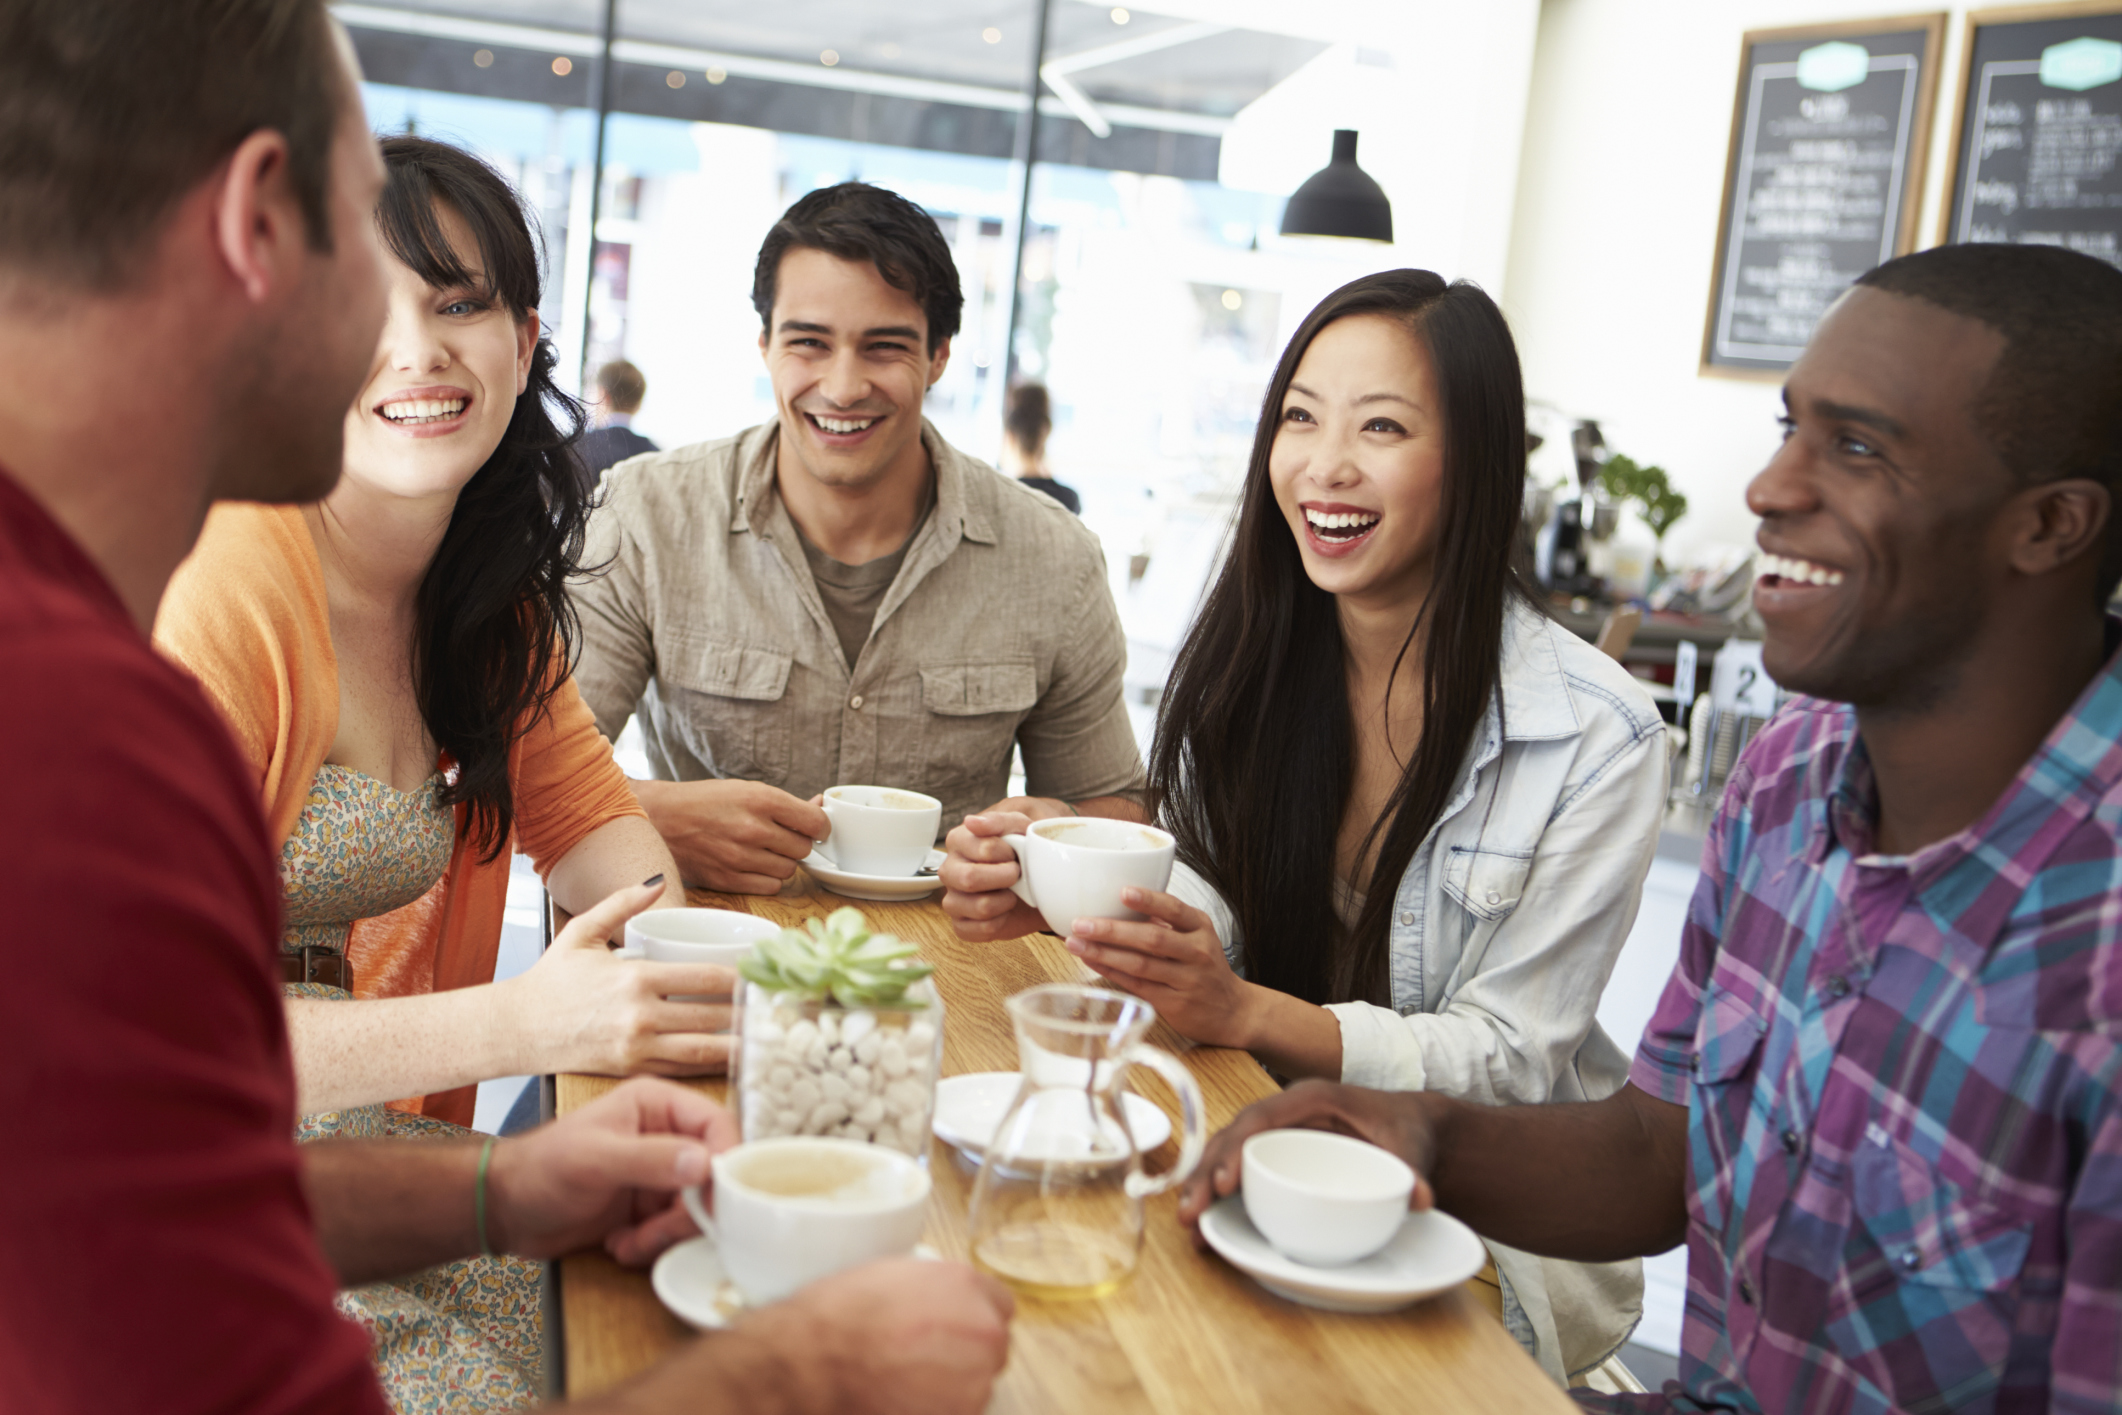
1942, 3, 2122, 266
1703, 17, 1945, 375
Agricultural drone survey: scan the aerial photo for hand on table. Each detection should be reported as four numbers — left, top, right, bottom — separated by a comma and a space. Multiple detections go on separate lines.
740, 1257, 1016, 1415
636, 777, 829, 894
1063, 885, 1256, 1047
1176, 1080, 1441, 1247
500, 878, 735, 1077
938, 796, 1074, 941
488, 1075, 740, 1266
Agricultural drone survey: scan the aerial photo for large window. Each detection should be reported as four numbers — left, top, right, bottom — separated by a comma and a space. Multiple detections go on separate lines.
342, 1, 1401, 720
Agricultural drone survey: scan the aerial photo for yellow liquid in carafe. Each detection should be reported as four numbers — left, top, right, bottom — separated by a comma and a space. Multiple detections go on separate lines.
972, 1221, 1138, 1300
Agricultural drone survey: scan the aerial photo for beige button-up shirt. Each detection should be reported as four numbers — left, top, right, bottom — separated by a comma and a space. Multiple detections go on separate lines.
572, 419, 1146, 830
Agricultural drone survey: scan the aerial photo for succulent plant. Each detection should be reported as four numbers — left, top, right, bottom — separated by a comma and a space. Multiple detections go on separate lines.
737, 906, 935, 1008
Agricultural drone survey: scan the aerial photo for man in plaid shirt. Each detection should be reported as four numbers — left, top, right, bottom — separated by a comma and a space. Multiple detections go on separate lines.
1179, 242, 2122, 1414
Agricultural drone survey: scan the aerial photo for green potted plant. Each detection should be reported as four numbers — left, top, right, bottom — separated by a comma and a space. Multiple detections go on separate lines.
733, 908, 943, 1157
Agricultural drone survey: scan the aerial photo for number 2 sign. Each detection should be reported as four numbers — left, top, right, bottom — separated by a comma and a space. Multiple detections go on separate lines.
1710, 640, 1782, 718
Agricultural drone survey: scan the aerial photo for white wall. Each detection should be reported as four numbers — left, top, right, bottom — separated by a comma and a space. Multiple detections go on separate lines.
1502, 0, 2067, 558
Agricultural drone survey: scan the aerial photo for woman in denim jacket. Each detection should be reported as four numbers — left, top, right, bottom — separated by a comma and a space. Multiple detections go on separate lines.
1067, 271, 1667, 1385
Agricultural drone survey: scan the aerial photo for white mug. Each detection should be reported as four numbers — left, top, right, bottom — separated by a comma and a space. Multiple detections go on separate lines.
622, 908, 777, 1003
1241, 1128, 1415, 1267
1003, 817, 1176, 938
680, 1137, 931, 1304
816, 785, 943, 877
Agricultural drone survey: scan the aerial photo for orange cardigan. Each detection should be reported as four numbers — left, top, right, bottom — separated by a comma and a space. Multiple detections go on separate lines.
155, 502, 646, 1127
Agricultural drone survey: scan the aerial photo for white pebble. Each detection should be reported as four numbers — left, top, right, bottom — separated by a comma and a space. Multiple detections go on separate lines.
852, 1096, 885, 1127
879, 1040, 910, 1078
853, 1032, 884, 1066
808, 1099, 850, 1130
751, 1020, 785, 1048
845, 1064, 873, 1092
786, 1020, 819, 1054
788, 1078, 821, 1114
905, 1021, 936, 1054
842, 1011, 877, 1048
805, 1036, 830, 1069
819, 1073, 851, 1104
884, 1078, 927, 1115
823, 1045, 851, 1074
817, 1012, 841, 1045
768, 1064, 796, 1089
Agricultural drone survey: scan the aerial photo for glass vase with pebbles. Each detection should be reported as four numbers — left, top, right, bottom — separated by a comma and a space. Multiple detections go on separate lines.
733, 908, 944, 1160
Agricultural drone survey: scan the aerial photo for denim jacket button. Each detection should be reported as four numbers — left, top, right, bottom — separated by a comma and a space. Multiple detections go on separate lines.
1397, 910, 1415, 926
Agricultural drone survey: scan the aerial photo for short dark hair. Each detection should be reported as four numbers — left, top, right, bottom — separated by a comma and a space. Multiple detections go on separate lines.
1856, 244, 2122, 597
596, 359, 647, 414
1005, 383, 1052, 455
0, 0, 343, 289
751, 183, 963, 354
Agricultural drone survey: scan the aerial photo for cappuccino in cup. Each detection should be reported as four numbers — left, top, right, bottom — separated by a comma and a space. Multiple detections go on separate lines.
817, 785, 943, 877
682, 1137, 930, 1304
1002, 817, 1176, 938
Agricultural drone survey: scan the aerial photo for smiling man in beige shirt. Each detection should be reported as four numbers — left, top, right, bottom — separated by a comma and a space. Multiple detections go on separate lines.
572, 183, 1146, 894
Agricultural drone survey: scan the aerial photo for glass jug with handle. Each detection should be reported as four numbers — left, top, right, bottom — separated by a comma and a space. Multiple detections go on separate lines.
966, 983, 1206, 1298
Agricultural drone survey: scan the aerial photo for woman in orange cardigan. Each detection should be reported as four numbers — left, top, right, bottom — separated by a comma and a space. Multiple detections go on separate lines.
158, 137, 721, 1135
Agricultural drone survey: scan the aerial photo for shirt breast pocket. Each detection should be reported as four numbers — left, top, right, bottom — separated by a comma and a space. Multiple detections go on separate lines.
1821, 1130, 2033, 1410
916, 661, 1039, 808
1689, 987, 1769, 1236
659, 638, 794, 783
1435, 847, 1533, 986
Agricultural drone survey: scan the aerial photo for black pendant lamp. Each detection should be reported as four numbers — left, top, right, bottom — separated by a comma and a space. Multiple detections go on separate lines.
1278, 129, 1393, 242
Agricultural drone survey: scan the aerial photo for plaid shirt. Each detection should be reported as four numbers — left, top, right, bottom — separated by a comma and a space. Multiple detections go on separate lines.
1579, 651, 2122, 1415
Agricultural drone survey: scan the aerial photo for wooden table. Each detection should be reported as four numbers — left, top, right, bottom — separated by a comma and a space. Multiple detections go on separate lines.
556, 873, 1579, 1414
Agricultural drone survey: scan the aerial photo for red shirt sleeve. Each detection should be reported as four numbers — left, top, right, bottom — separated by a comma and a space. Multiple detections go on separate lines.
0, 628, 387, 1415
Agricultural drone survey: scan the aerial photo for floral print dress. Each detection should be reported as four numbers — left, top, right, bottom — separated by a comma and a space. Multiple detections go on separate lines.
280, 764, 544, 1413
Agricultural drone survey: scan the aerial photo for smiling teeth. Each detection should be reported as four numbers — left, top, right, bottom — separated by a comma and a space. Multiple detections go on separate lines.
814, 415, 877, 434
1306, 509, 1380, 531
1759, 552, 1844, 586
383, 398, 465, 423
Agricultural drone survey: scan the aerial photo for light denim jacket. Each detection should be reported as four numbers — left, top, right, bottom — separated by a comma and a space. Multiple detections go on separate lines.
1171, 598, 1668, 1381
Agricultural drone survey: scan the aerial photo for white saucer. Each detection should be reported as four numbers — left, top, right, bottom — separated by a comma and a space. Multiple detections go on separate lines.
931, 1071, 1173, 1162
1197, 1195, 1486, 1314
652, 1234, 942, 1329
801, 848, 947, 902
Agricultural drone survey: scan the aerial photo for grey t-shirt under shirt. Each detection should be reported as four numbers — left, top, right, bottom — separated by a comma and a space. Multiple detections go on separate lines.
793, 498, 935, 670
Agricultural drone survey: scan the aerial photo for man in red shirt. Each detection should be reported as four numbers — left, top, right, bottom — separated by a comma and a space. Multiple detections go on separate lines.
0, 4, 1011, 1413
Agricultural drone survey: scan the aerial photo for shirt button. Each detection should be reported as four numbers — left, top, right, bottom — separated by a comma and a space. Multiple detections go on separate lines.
1824, 974, 1851, 999
1397, 910, 1415, 926
1781, 1129, 1802, 1155
1899, 1248, 1921, 1270
849, 695, 864, 709
1485, 890, 1502, 906
1737, 1276, 1756, 1305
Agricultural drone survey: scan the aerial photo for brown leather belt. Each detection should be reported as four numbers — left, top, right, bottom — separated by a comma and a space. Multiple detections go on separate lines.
279, 945, 352, 992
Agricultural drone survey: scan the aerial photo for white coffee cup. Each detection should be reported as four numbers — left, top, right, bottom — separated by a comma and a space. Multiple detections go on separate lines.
1002, 817, 1176, 938
623, 908, 777, 1003
680, 1137, 931, 1304
1241, 1129, 1415, 1267
816, 785, 943, 877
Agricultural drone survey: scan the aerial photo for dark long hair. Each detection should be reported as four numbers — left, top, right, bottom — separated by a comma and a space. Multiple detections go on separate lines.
1150, 271, 1532, 1006
374, 135, 591, 858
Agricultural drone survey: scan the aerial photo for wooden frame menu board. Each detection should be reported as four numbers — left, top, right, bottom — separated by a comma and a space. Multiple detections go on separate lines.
1703, 14, 1946, 376
1940, 2, 2122, 264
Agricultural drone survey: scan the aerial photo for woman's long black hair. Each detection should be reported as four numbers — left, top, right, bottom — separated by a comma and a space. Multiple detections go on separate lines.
1150, 270, 1533, 1006
374, 135, 591, 858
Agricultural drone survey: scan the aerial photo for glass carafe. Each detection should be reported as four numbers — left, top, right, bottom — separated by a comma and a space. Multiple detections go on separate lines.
966, 984, 1205, 1298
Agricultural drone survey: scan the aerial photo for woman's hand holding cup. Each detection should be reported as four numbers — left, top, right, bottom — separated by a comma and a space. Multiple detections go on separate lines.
1064, 887, 1260, 1049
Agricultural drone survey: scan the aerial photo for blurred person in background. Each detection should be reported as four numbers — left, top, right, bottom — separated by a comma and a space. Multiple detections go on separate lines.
999, 382, 1079, 514
155, 135, 722, 1406
944, 270, 1665, 1384
574, 183, 1145, 895
0, 4, 1012, 1415
575, 356, 657, 495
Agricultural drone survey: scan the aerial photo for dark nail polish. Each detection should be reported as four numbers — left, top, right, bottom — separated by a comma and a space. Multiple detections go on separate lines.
642, 873, 666, 889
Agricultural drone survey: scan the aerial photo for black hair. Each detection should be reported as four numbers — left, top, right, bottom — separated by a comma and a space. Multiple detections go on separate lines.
375, 135, 591, 858
1856, 244, 2122, 600
1151, 270, 1533, 1006
1005, 382, 1053, 456
751, 182, 963, 353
